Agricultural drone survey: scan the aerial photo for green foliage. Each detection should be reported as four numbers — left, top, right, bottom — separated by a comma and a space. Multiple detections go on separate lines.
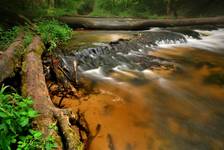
0, 85, 57, 150
0, 0, 83, 18
76, 0, 94, 15
23, 31, 33, 48
0, 27, 20, 50
90, 0, 166, 18
0, 26, 3, 32
36, 20, 72, 52
17, 130, 57, 150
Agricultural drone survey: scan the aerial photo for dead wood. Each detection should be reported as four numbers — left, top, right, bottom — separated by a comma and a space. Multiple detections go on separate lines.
22, 36, 83, 150
59, 16, 224, 30
0, 33, 24, 82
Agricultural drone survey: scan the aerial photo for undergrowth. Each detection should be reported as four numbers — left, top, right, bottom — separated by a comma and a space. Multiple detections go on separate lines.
0, 85, 57, 150
0, 19, 72, 53
35, 19, 72, 52
0, 27, 20, 50
23, 31, 34, 48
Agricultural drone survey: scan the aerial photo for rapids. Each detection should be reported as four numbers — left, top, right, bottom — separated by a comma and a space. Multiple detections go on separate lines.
53, 27, 224, 150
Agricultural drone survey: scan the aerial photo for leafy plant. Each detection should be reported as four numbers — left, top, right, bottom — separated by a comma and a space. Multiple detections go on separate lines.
17, 130, 57, 150
36, 20, 72, 52
0, 27, 20, 50
23, 31, 33, 48
0, 85, 57, 150
0, 26, 3, 32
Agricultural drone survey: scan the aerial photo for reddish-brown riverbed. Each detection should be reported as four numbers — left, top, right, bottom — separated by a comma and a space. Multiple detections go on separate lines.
53, 29, 224, 150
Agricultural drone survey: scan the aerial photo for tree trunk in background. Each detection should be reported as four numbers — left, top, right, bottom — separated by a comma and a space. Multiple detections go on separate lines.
59, 16, 224, 30
49, 0, 55, 8
166, 0, 171, 16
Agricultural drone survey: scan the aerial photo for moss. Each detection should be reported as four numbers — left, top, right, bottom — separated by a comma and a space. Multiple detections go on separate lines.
34, 42, 45, 56
21, 59, 28, 97
23, 32, 33, 48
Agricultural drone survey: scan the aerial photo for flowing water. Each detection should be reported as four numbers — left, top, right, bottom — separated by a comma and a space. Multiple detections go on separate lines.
54, 27, 224, 150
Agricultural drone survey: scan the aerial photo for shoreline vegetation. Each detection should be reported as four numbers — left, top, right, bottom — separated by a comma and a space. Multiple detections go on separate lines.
1, 0, 224, 150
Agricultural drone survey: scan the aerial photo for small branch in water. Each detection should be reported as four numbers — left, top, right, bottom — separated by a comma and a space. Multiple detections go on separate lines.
73, 60, 78, 85
107, 134, 115, 150
58, 94, 65, 108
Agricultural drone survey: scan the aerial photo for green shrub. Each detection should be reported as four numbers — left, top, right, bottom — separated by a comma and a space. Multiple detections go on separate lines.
0, 27, 20, 50
36, 20, 72, 52
0, 86, 57, 150
23, 31, 33, 48
0, 26, 3, 32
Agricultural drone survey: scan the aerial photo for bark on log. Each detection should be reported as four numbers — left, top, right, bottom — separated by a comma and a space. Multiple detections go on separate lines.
59, 16, 224, 30
22, 36, 83, 150
0, 33, 24, 82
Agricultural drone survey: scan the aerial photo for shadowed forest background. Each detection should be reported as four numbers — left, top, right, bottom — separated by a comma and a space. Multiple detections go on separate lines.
1, 0, 224, 24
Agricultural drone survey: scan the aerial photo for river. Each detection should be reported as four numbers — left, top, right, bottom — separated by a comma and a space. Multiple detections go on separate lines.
52, 27, 224, 150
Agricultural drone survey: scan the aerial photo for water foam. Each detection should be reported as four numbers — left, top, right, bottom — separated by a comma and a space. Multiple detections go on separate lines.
157, 28, 224, 53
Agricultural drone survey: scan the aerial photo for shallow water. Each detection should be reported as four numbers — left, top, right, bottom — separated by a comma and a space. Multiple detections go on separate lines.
55, 28, 224, 150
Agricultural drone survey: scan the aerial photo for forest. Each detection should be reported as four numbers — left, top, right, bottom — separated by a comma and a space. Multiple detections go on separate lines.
0, 0, 224, 150
1, 0, 224, 19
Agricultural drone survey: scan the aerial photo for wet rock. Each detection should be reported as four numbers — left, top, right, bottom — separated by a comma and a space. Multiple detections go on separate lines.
138, 31, 187, 44
165, 27, 201, 39
57, 31, 185, 80
204, 73, 224, 86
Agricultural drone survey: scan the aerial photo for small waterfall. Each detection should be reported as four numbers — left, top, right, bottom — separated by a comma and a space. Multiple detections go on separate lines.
55, 27, 224, 150
158, 28, 224, 53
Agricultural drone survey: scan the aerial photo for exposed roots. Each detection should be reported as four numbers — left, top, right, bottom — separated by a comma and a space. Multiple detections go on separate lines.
21, 36, 85, 150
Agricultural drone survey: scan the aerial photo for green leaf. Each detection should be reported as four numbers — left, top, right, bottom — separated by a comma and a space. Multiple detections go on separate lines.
0, 111, 8, 117
0, 124, 6, 130
0, 85, 9, 93
27, 110, 38, 118
18, 102, 28, 108
33, 131, 42, 139
19, 117, 29, 127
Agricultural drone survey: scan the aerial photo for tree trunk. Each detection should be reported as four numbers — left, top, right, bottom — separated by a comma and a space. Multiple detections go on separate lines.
59, 16, 224, 30
0, 33, 24, 82
22, 36, 83, 150
166, 0, 171, 16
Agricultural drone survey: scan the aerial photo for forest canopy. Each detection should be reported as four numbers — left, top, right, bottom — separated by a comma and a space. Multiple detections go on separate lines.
0, 0, 224, 24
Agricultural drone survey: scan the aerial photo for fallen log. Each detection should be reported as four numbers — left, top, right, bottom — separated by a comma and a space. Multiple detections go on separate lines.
59, 16, 224, 30
22, 36, 83, 150
0, 33, 24, 82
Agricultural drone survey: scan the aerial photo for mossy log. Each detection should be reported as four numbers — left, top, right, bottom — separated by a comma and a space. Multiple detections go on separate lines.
59, 16, 224, 30
0, 33, 24, 82
22, 36, 83, 150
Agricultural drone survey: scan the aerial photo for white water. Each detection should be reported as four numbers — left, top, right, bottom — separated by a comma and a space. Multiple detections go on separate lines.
81, 28, 224, 84
158, 28, 224, 53
76, 28, 224, 150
